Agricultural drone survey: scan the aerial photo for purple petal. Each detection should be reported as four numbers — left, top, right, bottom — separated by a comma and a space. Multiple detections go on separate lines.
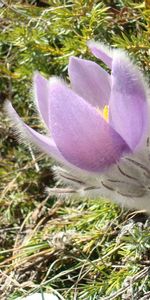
49, 79, 130, 172
87, 41, 112, 68
33, 72, 50, 129
109, 52, 148, 150
68, 57, 110, 108
4, 101, 65, 163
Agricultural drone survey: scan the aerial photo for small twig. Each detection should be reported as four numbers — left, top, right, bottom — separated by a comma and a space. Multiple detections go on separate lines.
0, 226, 20, 233
28, 145, 40, 172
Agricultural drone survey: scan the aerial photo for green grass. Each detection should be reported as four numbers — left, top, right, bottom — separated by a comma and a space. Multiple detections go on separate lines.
0, 1, 150, 299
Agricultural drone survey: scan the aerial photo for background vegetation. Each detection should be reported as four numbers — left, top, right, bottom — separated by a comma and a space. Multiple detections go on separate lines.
0, 0, 150, 299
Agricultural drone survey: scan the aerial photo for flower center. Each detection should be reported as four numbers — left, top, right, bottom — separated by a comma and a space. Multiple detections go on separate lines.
96, 105, 109, 122
103, 105, 109, 122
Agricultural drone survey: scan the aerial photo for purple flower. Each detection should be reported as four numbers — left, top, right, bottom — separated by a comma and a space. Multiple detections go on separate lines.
5, 42, 150, 211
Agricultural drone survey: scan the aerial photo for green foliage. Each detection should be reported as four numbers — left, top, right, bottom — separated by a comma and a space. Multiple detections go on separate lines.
0, 0, 150, 299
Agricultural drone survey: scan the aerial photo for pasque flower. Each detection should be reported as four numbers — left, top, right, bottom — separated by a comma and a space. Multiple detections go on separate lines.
5, 42, 150, 212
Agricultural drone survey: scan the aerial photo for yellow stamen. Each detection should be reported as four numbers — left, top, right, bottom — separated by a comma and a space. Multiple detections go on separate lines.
96, 105, 109, 122
103, 105, 109, 122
